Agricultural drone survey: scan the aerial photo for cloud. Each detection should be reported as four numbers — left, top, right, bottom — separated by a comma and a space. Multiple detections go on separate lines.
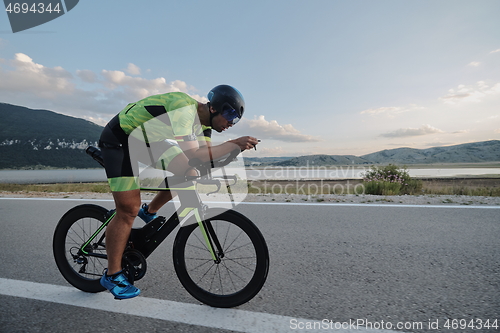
361, 106, 406, 116
126, 63, 141, 75
424, 141, 453, 147
81, 115, 110, 126
490, 49, 500, 54
0, 52, 206, 122
360, 104, 424, 117
253, 146, 287, 156
440, 81, 500, 105
380, 124, 444, 138
468, 61, 480, 67
99, 70, 205, 102
76, 69, 97, 83
0, 53, 74, 99
101, 69, 172, 99
235, 115, 321, 142
452, 129, 470, 134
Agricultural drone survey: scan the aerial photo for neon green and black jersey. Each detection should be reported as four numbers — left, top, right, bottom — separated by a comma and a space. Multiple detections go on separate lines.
100, 92, 211, 192
118, 92, 211, 144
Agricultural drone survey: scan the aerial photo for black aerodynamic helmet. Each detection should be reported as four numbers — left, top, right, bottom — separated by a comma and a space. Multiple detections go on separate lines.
207, 85, 245, 125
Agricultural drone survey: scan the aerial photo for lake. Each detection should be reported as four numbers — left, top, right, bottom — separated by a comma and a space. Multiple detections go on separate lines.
0, 166, 499, 184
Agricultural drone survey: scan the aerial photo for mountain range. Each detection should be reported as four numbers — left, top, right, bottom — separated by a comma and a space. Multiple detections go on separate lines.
252, 140, 500, 167
1, 102, 499, 169
0, 103, 102, 169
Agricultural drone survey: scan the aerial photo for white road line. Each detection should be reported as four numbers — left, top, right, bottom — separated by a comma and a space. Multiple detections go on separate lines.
0, 197, 115, 202
1, 196, 499, 209
0, 278, 403, 333
239, 202, 500, 209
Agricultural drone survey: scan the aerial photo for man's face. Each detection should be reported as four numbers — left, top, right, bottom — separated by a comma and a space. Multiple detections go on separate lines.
211, 113, 233, 133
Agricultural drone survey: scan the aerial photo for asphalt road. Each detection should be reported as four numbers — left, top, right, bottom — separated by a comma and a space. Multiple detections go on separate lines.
0, 198, 498, 333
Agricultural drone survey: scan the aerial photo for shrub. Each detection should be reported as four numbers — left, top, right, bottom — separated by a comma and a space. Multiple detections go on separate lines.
362, 164, 422, 195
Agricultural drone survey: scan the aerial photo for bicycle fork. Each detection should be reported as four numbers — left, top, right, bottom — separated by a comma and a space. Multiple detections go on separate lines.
179, 206, 224, 263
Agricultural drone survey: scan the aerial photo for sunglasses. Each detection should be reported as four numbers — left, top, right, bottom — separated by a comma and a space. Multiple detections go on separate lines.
220, 103, 240, 125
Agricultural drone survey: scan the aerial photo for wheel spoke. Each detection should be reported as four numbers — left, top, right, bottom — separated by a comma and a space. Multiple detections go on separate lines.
222, 229, 245, 253
53, 205, 111, 293
221, 260, 248, 283
224, 241, 253, 255
61, 215, 107, 279
177, 212, 268, 305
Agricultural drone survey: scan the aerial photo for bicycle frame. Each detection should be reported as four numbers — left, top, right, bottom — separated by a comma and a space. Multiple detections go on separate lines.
53, 145, 268, 307
79, 179, 223, 263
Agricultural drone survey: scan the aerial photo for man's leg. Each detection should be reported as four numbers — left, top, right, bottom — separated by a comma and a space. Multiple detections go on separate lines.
106, 189, 141, 275
145, 152, 196, 214
147, 190, 176, 214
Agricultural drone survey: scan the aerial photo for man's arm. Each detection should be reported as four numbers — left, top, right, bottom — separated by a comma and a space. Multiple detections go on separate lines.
179, 136, 258, 163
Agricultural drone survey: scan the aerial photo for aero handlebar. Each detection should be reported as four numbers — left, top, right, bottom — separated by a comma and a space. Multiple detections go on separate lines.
85, 145, 240, 174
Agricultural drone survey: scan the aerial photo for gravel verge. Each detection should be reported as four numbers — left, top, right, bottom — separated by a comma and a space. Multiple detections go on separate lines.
1, 191, 500, 206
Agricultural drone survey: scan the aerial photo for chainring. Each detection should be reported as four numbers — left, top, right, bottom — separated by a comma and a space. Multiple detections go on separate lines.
122, 249, 147, 283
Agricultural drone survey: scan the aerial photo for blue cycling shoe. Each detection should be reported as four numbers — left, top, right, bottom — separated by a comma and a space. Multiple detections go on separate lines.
138, 203, 157, 223
100, 269, 140, 300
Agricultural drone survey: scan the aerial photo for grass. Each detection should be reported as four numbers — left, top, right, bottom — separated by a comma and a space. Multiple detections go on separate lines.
247, 180, 365, 195
0, 182, 110, 193
421, 178, 500, 196
247, 179, 500, 197
1, 178, 500, 197
362, 164, 423, 195
423, 186, 500, 197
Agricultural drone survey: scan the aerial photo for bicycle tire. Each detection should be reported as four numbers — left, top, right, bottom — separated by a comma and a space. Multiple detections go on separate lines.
53, 204, 109, 293
173, 208, 269, 308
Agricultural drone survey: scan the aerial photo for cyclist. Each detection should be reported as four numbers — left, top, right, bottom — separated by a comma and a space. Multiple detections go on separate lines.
98, 85, 258, 299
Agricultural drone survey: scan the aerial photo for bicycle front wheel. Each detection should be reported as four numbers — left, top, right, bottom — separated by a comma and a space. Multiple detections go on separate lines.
173, 208, 269, 308
53, 204, 109, 293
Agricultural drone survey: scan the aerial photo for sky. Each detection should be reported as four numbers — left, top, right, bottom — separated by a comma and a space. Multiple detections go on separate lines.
0, 0, 499, 157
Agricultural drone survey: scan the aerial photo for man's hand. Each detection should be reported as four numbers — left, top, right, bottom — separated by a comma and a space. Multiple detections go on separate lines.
230, 136, 259, 151
182, 136, 259, 164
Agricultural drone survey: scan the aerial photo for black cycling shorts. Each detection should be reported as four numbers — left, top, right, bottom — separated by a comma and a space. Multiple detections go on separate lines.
99, 115, 182, 191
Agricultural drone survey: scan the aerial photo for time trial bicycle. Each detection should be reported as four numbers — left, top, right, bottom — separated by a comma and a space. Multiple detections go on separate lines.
52, 146, 269, 308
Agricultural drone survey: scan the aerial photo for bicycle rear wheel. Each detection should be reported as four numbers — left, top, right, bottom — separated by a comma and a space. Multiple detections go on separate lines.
173, 208, 269, 308
53, 204, 109, 292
